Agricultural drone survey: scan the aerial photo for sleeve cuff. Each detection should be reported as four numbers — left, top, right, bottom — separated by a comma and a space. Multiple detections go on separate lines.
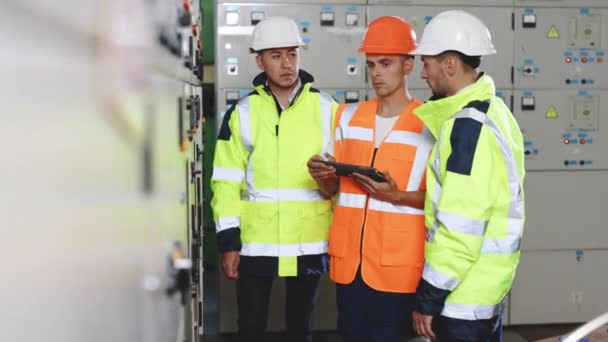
216, 227, 242, 253
416, 278, 451, 316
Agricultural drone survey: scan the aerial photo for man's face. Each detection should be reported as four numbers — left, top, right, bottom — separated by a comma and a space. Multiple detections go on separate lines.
366, 54, 412, 97
256, 47, 299, 89
420, 55, 449, 97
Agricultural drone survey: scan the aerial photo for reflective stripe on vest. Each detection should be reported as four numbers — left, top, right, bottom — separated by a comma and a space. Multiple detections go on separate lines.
337, 193, 367, 209
241, 241, 328, 257
337, 102, 434, 210
368, 198, 425, 215
427, 107, 523, 255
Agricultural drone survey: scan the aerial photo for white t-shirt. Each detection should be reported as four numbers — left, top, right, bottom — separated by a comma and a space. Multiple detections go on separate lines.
322, 114, 399, 158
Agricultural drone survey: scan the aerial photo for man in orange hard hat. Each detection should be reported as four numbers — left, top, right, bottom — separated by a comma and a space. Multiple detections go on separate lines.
306, 16, 434, 342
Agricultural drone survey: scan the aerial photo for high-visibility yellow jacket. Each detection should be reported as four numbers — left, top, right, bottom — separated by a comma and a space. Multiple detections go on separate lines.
413, 74, 526, 320
211, 70, 338, 276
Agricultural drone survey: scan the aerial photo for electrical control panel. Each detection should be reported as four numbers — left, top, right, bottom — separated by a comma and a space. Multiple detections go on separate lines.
515, 0, 608, 8
368, 6, 514, 90
368, 0, 512, 5
514, 89, 606, 170
514, 7, 608, 89
217, 3, 366, 89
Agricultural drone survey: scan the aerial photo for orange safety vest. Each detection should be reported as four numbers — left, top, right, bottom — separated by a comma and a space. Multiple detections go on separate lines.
328, 98, 435, 293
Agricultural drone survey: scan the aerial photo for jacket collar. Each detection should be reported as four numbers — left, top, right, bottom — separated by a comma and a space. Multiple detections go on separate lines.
413, 73, 496, 138
252, 69, 314, 88
252, 70, 314, 109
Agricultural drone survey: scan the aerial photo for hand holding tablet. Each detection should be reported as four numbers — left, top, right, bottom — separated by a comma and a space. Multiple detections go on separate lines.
316, 160, 387, 183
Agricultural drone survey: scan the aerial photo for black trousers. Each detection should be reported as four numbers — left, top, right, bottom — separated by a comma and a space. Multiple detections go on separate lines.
236, 274, 321, 342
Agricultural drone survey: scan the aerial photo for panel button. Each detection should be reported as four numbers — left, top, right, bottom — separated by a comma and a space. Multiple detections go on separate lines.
346, 13, 358, 26
251, 11, 264, 25
347, 64, 357, 75
521, 96, 535, 111
226, 91, 239, 106
225, 11, 239, 26
227, 64, 238, 75
321, 12, 335, 26
523, 14, 536, 28
345, 91, 359, 103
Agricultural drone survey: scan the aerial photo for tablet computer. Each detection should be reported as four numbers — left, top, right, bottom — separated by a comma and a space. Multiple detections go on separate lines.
317, 160, 386, 182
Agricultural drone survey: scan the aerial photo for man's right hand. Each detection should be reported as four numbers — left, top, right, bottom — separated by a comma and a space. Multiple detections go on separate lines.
221, 251, 240, 280
307, 154, 337, 181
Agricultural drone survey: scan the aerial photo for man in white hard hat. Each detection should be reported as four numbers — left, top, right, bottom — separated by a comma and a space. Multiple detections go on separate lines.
211, 16, 338, 342
408, 10, 525, 342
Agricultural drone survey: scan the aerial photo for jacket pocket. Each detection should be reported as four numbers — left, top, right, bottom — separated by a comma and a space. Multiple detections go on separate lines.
380, 227, 424, 267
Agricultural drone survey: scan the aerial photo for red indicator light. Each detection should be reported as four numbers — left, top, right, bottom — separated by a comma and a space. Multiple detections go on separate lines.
564, 139, 570, 144
565, 57, 572, 63
580, 138, 586, 144
581, 57, 588, 63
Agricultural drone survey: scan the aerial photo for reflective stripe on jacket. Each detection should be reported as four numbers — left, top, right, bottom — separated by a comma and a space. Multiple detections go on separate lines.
413, 74, 526, 320
211, 70, 339, 276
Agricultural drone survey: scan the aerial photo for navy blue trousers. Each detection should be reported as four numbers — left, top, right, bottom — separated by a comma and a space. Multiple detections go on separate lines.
433, 314, 503, 342
336, 270, 416, 342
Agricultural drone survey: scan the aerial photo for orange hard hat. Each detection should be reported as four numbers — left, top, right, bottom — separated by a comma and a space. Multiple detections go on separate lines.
359, 16, 417, 54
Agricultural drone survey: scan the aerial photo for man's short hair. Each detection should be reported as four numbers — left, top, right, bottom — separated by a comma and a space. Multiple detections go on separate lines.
438, 50, 481, 69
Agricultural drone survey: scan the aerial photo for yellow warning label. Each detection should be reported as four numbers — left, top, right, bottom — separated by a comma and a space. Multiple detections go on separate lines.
546, 106, 559, 118
547, 25, 560, 38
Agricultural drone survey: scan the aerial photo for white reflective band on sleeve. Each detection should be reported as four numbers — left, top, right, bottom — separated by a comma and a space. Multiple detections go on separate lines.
423, 263, 461, 291
343, 127, 374, 142
368, 198, 424, 215
481, 234, 522, 254
216, 216, 240, 232
238, 97, 253, 152
337, 193, 367, 209
442, 301, 501, 320
436, 210, 488, 236
320, 92, 333, 154
407, 127, 435, 191
454, 107, 525, 254
241, 241, 328, 257
212, 167, 245, 182
429, 106, 525, 252
243, 189, 325, 202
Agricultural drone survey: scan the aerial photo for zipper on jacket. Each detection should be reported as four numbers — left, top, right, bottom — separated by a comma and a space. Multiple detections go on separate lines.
359, 148, 379, 267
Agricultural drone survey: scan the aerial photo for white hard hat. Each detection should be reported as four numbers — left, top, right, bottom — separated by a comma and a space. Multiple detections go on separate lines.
250, 16, 304, 52
410, 10, 496, 56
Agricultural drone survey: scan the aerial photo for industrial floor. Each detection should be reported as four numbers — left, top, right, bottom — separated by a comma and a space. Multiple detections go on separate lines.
202, 269, 577, 342
201, 325, 576, 342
